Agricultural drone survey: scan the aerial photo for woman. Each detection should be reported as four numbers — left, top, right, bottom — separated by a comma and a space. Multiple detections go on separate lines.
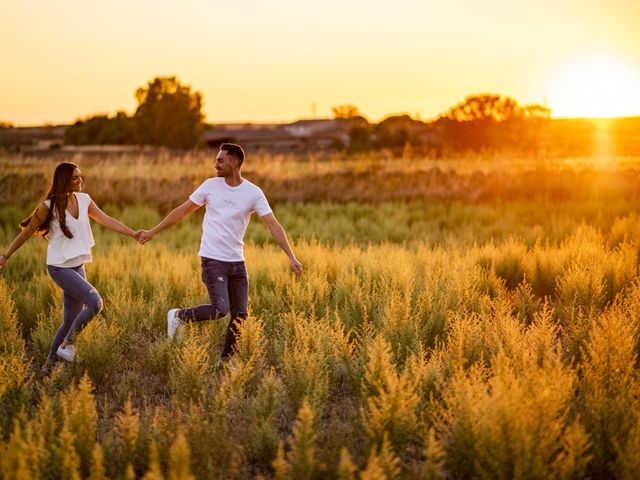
0, 162, 138, 372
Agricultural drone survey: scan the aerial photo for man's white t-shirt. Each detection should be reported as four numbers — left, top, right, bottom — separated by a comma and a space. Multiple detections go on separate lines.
189, 178, 272, 262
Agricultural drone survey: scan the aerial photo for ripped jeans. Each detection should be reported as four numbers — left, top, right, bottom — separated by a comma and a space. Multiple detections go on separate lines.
47, 264, 103, 360
178, 257, 249, 358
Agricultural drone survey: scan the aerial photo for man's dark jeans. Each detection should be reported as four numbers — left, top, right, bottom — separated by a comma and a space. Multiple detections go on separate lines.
179, 257, 249, 358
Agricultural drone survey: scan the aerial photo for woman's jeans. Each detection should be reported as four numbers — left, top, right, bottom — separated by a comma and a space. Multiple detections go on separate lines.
47, 264, 103, 360
179, 257, 249, 358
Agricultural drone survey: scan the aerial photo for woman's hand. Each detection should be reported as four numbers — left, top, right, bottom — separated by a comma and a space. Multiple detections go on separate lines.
0, 202, 49, 275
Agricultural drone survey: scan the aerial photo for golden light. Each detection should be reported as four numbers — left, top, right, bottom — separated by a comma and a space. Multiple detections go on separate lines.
547, 55, 640, 118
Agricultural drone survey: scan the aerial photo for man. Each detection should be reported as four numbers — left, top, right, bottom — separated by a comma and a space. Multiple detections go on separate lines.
138, 143, 302, 359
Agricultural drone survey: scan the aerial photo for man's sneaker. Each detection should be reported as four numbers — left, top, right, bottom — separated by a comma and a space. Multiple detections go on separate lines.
167, 308, 184, 339
56, 344, 77, 362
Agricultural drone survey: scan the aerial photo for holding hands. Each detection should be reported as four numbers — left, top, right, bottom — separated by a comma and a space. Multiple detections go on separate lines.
136, 230, 155, 245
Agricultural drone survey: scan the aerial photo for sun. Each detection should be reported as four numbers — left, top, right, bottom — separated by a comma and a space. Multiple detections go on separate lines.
547, 55, 640, 118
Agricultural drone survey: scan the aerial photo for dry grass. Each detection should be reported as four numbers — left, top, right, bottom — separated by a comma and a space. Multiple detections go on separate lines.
1, 153, 640, 478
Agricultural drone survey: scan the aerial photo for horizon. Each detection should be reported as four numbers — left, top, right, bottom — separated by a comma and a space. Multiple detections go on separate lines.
2, 1, 639, 126
7, 112, 640, 130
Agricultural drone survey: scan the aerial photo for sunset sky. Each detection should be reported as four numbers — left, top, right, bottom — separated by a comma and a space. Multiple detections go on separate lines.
2, 0, 639, 125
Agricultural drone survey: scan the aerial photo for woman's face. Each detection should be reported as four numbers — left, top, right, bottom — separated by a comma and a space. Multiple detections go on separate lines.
70, 168, 83, 192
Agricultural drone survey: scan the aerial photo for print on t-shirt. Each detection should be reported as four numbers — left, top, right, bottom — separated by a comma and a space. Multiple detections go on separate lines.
189, 178, 272, 262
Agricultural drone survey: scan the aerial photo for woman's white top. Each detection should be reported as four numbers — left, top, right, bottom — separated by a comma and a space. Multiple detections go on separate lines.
43, 192, 95, 267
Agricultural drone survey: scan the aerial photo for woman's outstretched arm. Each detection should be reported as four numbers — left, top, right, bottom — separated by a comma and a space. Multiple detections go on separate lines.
88, 200, 138, 238
0, 203, 49, 273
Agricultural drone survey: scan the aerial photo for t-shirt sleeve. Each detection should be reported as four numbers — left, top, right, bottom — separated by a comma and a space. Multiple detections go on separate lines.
254, 188, 273, 217
189, 180, 209, 206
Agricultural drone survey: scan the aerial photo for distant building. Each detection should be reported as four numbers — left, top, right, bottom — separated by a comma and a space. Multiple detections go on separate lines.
202, 119, 350, 152
0, 125, 65, 150
0, 120, 353, 153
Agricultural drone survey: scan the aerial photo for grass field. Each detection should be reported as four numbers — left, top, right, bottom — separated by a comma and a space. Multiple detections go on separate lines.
1, 152, 640, 479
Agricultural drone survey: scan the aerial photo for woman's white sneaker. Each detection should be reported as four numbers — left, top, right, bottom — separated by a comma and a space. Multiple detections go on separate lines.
167, 309, 184, 339
57, 344, 77, 362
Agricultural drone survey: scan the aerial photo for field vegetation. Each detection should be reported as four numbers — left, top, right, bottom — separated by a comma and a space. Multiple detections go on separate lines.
1, 152, 640, 479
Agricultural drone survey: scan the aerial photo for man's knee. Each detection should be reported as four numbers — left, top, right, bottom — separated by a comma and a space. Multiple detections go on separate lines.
213, 307, 229, 320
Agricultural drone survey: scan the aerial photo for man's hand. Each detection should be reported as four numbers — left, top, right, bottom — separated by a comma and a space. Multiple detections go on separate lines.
137, 230, 155, 245
0, 255, 7, 274
290, 257, 303, 276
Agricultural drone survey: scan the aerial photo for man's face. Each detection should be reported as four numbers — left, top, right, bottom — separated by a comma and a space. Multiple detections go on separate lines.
215, 150, 236, 177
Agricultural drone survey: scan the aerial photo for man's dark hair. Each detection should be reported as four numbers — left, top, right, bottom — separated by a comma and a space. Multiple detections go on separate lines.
220, 143, 245, 166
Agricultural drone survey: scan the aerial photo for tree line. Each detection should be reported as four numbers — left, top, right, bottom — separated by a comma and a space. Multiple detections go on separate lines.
64, 76, 551, 153
334, 95, 551, 154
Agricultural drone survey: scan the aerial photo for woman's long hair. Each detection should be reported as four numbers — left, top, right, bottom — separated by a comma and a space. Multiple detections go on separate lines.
20, 162, 77, 239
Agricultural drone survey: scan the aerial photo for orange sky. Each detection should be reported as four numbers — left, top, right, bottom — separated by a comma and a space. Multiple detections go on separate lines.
1, 0, 639, 125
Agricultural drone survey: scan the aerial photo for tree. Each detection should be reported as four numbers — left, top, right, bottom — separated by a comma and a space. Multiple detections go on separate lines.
373, 114, 430, 153
442, 94, 549, 123
332, 104, 362, 120
436, 94, 551, 152
64, 111, 136, 145
134, 76, 204, 149
444, 94, 516, 122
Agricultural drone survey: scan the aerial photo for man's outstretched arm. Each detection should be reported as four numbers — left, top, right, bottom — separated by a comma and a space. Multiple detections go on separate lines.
139, 200, 201, 244
260, 213, 303, 276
